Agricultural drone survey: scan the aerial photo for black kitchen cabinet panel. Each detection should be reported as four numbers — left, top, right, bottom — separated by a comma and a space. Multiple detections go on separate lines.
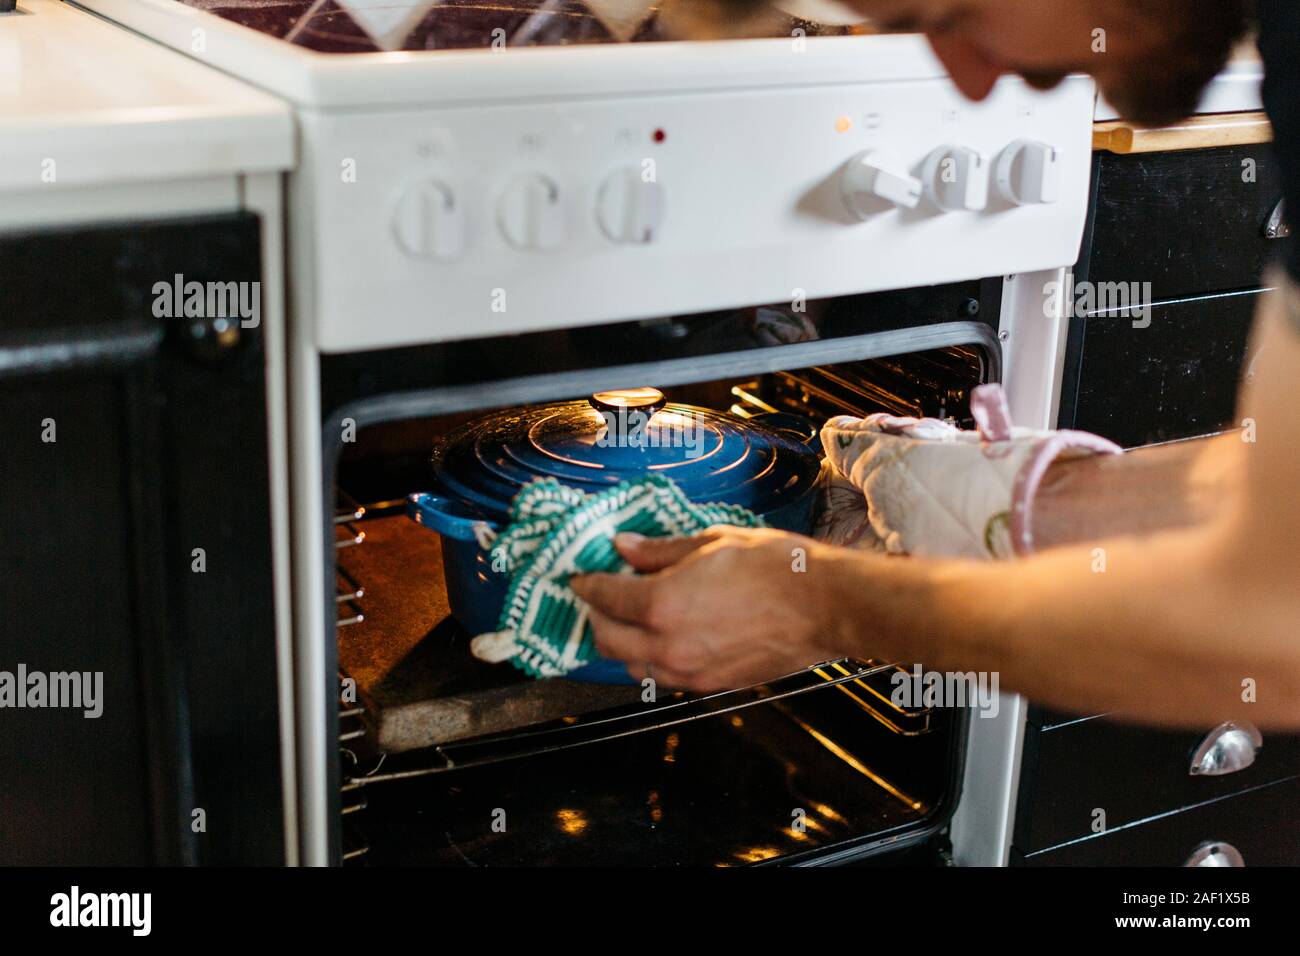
0, 213, 283, 865
0, 376, 155, 864
1059, 143, 1292, 444
1035, 139, 1296, 865
1084, 144, 1289, 301
1016, 717, 1300, 853
1067, 289, 1259, 448
1016, 776, 1300, 866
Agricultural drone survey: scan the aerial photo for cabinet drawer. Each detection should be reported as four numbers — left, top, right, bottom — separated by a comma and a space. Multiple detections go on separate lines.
1086, 145, 1291, 300
1015, 718, 1300, 852
1069, 289, 1258, 448
1017, 776, 1300, 866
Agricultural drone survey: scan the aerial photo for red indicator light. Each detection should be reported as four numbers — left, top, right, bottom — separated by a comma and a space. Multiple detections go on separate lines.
653, 129, 667, 144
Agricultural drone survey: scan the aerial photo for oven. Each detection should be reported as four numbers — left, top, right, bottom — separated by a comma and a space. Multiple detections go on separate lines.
323, 285, 1000, 866
73, 0, 1099, 865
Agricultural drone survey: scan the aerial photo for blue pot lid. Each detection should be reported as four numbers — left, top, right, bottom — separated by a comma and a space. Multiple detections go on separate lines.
431, 392, 821, 524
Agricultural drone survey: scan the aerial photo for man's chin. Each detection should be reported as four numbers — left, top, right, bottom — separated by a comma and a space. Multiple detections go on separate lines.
1011, 69, 1208, 128
1020, 71, 1069, 93
1098, 73, 1213, 128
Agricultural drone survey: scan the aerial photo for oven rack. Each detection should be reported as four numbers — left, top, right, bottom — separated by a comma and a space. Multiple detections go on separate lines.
812, 661, 935, 736
335, 491, 368, 628
345, 657, 911, 788
337, 492, 375, 864
339, 689, 372, 864
727, 347, 984, 427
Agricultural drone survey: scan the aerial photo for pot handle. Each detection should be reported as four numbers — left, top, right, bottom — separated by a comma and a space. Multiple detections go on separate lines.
407, 492, 492, 542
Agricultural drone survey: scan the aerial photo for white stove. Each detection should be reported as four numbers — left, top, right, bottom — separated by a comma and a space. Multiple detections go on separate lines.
71, 0, 1099, 868
76, 0, 1094, 355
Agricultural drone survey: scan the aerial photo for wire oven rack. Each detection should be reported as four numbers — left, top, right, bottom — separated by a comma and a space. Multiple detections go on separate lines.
336, 492, 376, 863
359, 657, 907, 783
727, 346, 984, 426
339, 692, 371, 864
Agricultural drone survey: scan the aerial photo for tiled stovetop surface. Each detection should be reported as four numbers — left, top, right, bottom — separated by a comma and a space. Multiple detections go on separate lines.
175, 0, 855, 54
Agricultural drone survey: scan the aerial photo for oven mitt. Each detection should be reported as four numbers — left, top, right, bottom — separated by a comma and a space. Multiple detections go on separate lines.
818, 384, 1123, 559
812, 463, 889, 553
470, 475, 765, 678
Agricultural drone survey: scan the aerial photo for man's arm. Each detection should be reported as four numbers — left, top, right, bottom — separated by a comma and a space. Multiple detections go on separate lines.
823, 290, 1300, 728
1031, 432, 1244, 549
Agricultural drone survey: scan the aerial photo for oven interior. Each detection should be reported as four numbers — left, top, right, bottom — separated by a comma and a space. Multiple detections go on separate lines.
331, 342, 987, 867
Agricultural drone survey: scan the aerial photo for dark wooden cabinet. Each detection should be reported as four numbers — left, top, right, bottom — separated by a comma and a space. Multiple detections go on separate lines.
1058, 143, 1293, 448
1017, 715, 1300, 853
1016, 777, 1300, 867
1083, 145, 1287, 300
1067, 289, 1261, 448
0, 214, 284, 865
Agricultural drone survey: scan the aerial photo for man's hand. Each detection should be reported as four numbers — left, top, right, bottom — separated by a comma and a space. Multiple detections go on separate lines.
570, 528, 840, 691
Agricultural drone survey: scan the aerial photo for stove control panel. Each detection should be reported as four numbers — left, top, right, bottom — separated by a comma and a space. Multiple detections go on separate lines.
302, 74, 1094, 351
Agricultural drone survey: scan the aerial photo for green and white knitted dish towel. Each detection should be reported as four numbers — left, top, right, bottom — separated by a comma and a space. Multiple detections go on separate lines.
470, 475, 765, 679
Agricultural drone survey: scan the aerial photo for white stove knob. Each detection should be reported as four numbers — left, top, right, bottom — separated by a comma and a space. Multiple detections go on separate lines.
498, 174, 565, 250
597, 168, 666, 244
922, 145, 989, 212
840, 150, 922, 218
392, 179, 463, 261
995, 139, 1061, 205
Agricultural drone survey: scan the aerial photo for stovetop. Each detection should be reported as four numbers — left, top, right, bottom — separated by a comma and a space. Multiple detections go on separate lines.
174, 0, 857, 54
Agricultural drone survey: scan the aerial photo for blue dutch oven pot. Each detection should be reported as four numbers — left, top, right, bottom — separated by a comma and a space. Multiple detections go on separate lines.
408, 390, 822, 683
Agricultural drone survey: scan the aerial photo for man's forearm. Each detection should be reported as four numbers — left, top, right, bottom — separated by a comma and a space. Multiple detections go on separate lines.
820, 523, 1300, 728
1031, 432, 1244, 549
812, 413, 1257, 722
819, 283, 1300, 730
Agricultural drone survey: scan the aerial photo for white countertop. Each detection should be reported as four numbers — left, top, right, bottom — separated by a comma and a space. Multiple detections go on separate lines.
0, 0, 293, 191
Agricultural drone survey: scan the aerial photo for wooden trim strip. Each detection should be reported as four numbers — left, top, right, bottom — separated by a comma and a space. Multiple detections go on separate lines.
1093, 111, 1273, 153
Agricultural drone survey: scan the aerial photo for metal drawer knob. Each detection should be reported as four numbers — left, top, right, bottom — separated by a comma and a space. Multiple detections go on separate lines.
1265, 199, 1290, 239
1185, 841, 1245, 867
1189, 720, 1262, 776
